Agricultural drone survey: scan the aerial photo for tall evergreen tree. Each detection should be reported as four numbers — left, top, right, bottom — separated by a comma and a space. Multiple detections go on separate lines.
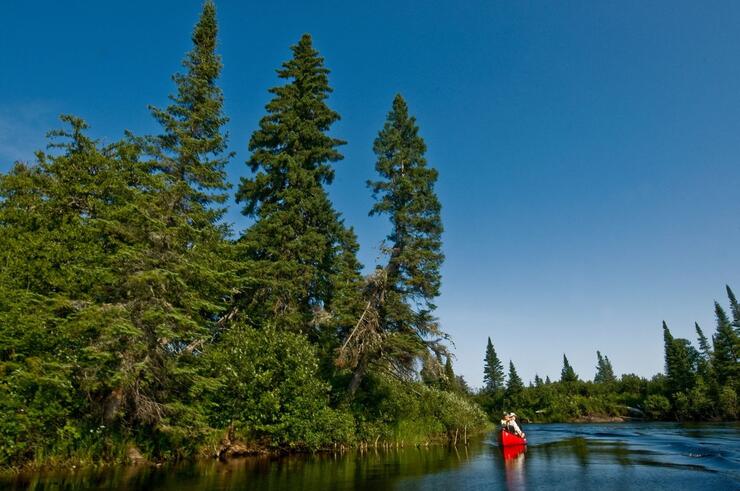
339, 94, 445, 392
444, 356, 458, 392
149, 0, 230, 218
236, 33, 358, 333
727, 286, 740, 329
695, 323, 713, 360
506, 361, 524, 394
712, 303, 738, 386
726, 286, 740, 351
694, 322, 716, 385
104, 1, 235, 434
560, 354, 578, 383
367, 94, 444, 339
662, 321, 696, 395
483, 337, 505, 392
594, 351, 616, 384
533, 374, 543, 387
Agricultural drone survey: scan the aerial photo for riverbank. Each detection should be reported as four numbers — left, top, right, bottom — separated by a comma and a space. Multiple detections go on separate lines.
0, 424, 493, 477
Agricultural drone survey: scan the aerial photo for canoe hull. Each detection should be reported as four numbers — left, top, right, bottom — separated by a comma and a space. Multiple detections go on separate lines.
500, 429, 527, 446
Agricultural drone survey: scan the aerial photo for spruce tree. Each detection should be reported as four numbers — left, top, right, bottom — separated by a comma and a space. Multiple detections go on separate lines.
727, 286, 740, 329
506, 361, 524, 394
695, 323, 713, 360
369, 95, 443, 307
595, 351, 616, 384
726, 286, 740, 350
149, 0, 230, 218
236, 34, 357, 333
483, 337, 505, 392
712, 303, 738, 386
560, 354, 578, 383
662, 321, 696, 395
534, 374, 543, 387
106, 1, 235, 434
342, 93, 445, 381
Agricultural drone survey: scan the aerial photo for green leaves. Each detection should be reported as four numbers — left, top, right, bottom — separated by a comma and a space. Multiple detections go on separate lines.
236, 34, 358, 334
483, 337, 505, 392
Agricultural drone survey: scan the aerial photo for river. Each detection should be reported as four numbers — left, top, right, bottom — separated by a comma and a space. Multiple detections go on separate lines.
4, 423, 739, 490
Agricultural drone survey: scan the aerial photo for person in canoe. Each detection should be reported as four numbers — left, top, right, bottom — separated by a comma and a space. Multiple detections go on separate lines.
501, 412, 526, 438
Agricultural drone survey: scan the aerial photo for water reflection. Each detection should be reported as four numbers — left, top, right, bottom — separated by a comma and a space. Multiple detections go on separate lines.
501, 445, 526, 491
4, 423, 739, 490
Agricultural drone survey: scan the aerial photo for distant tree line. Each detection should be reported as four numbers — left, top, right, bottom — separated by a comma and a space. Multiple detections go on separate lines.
475, 287, 738, 422
0, 1, 486, 469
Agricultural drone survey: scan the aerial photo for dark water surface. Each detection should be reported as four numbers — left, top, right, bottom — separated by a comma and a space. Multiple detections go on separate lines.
4, 423, 739, 490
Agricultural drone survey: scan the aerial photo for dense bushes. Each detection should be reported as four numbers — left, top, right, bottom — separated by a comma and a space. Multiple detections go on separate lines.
208, 325, 355, 450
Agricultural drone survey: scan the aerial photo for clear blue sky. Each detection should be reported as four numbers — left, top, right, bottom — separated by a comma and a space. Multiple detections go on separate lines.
2, 1, 739, 387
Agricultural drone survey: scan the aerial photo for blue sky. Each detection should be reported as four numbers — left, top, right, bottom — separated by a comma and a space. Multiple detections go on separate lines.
2, 0, 739, 387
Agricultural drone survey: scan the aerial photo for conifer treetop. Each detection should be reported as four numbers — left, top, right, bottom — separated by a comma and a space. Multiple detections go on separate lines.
240, 34, 345, 218
149, 0, 230, 209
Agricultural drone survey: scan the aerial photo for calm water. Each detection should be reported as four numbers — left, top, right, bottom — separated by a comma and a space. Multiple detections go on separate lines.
4, 423, 739, 490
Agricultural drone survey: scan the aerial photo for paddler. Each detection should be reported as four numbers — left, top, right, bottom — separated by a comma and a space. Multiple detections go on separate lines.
502, 412, 525, 438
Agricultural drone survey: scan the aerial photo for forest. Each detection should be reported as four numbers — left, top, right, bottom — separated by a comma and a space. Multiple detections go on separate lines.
0, 1, 487, 469
475, 287, 739, 423
0, 1, 737, 472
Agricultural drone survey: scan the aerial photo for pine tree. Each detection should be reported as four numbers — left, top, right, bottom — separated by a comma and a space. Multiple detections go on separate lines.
560, 354, 578, 383
534, 374, 543, 387
149, 0, 230, 219
507, 361, 524, 394
107, 1, 235, 433
236, 34, 356, 332
369, 93, 443, 305
662, 321, 696, 395
712, 303, 738, 386
727, 286, 740, 329
726, 286, 740, 351
545, 376, 552, 385
483, 337, 505, 392
695, 323, 713, 360
343, 93, 445, 380
594, 351, 616, 384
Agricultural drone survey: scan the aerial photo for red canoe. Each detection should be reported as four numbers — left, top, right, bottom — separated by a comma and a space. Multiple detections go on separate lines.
500, 430, 527, 446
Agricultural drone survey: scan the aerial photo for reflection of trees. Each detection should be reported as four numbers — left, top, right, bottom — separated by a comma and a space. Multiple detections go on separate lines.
7, 442, 487, 491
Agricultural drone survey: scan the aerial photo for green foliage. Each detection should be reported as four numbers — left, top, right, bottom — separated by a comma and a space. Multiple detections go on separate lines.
208, 325, 353, 449
663, 322, 696, 396
712, 303, 738, 386
718, 386, 737, 419
594, 351, 616, 384
560, 355, 578, 383
337, 94, 448, 398
366, 94, 445, 355
443, 357, 458, 392
369, 94, 444, 305
506, 361, 524, 396
148, 0, 230, 214
483, 337, 505, 393
235, 34, 355, 333
644, 394, 671, 420
350, 374, 487, 446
